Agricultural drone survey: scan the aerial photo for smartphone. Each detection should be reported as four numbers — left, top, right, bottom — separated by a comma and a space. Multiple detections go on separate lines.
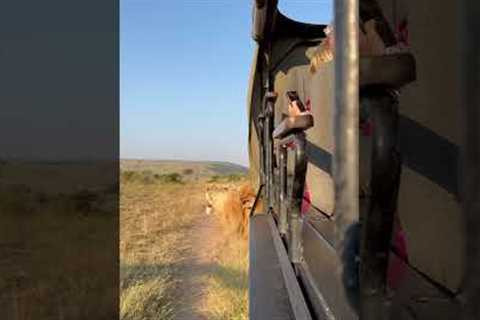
286, 91, 306, 112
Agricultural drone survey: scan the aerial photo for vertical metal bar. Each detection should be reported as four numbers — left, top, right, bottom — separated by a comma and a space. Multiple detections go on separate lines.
249, 184, 264, 217
264, 103, 272, 210
263, 99, 271, 209
257, 115, 266, 187
460, 1, 480, 319
279, 145, 288, 235
288, 133, 308, 264
333, 0, 359, 250
333, 0, 360, 313
273, 149, 280, 216
264, 92, 277, 211
359, 91, 399, 320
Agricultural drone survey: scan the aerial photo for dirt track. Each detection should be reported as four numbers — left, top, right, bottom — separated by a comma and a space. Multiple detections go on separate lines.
120, 178, 248, 320
174, 210, 224, 320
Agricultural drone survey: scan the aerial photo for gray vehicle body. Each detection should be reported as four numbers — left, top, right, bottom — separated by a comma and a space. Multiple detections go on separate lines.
247, 0, 479, 319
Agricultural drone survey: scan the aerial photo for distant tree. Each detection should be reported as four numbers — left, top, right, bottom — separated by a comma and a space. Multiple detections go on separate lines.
183, 168, 194, 175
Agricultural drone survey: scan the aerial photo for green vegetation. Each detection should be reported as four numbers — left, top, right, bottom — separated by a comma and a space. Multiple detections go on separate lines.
120, 159, 247, 180
121, 170, 184, 185
208, 173, 246, 183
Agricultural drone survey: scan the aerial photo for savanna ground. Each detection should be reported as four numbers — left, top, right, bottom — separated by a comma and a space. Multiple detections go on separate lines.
0, 160, 247, 320
120, 163, 249, 320
0, 161, 118, 319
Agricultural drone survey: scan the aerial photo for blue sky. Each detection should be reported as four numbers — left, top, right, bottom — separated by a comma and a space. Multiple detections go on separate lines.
121, 1, 331, 166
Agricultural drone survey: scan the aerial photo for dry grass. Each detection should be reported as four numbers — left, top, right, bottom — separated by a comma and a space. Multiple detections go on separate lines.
0, 161, 250, 319
0, 181, 117, 320
200, 233, 248, 320
120, 179, 202, 320
199, 181, 257, 319
120, 171, 250, 320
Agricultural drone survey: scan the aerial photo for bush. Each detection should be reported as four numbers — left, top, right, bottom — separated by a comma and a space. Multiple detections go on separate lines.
71, 189, 99, 213
182, 168, 194, 175
159, 173, 183, 184
120, 170, 183, 185
208, 174, 245, 183
121, 170, 140, 182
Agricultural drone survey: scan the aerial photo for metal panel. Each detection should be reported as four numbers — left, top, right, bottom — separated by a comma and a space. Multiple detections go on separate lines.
302, 221, 358, 319
249, 214, 312, 320
249, 214, 295, 320
459, 1, 480, 319
387, 255, 461, 320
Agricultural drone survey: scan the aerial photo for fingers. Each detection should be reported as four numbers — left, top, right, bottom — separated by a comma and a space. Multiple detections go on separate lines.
359, 19, 386, 56
288, 101, 301, 116
288, 100, 311, 117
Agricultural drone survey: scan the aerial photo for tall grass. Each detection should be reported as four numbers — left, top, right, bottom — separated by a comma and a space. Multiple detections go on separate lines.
0, 183, 117, 319
120, 264, 174, 320
120, 179, 200, 320
201, 233, 248, 320
120, 172, 249, 320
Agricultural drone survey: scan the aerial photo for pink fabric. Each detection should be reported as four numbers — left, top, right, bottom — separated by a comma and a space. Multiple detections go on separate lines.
360, 120, 373, 136
396, 19, 409, 46
301, 183, 311, 215
305, 98, 312, 112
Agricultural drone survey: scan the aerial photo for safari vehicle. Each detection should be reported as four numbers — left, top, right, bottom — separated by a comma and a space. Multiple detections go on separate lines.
247, 0, 480, 319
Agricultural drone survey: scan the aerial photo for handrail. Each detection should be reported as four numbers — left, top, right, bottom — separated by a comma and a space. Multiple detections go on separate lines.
263, 92, 277, 212
332, 0, 360, 313
275, 130, 308, 264
359, 88, 401, 320
360, 54, 416, 88
273, 114, 314, 139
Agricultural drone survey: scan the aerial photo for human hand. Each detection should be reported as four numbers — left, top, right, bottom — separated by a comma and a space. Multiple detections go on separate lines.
288, 100, 308, 117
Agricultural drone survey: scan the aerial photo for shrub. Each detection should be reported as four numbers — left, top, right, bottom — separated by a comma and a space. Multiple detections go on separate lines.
208, 174, 245, 183
71, 189, 99, 213
182, 168, 194, 175
121, 171, 140, 182
120, 170, 183, 185
159, 173, 183, 184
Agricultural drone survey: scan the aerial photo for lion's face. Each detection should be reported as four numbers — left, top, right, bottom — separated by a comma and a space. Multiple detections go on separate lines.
204, 182, 260, 238
204, 183, 234, 216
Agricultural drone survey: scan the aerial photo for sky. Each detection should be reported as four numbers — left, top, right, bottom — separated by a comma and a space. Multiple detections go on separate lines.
121, 0, 332, 166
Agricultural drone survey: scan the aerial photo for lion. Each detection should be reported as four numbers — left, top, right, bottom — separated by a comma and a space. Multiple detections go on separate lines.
205, 183, 233, 216
205, 182, 261, 238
